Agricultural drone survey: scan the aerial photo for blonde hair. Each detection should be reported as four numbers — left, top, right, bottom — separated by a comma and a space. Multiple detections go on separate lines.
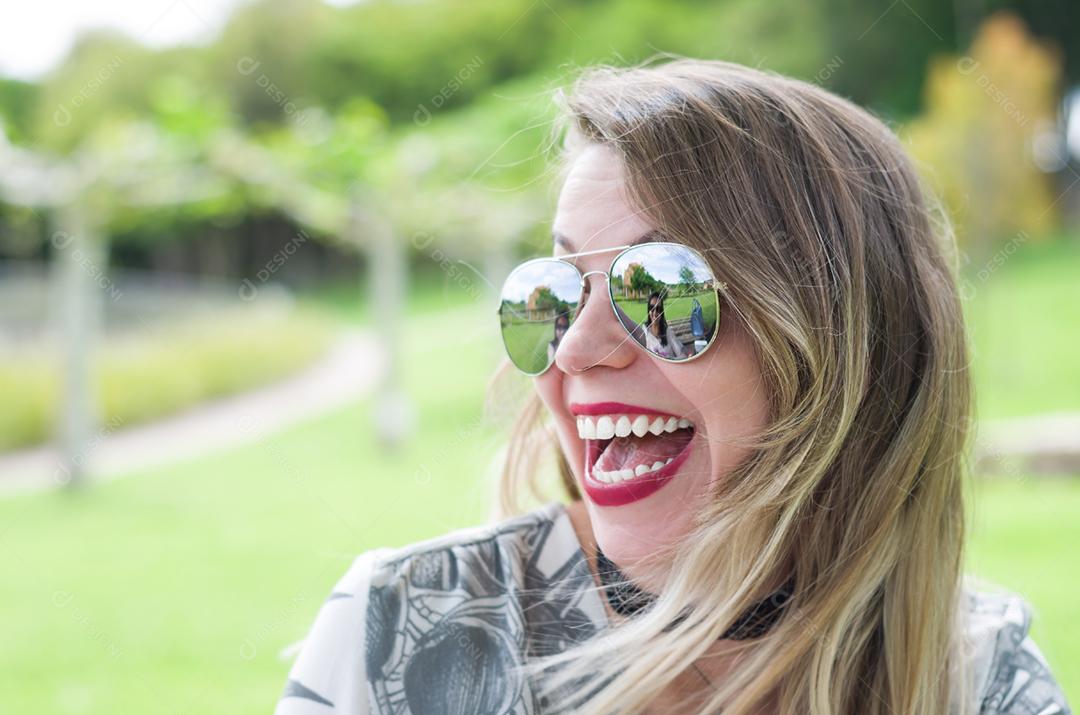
485, 56, 974, 715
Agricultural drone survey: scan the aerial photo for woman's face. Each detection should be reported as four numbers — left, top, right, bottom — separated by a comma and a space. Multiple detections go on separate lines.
533, 143, 770, 589
647, 299, 662, 332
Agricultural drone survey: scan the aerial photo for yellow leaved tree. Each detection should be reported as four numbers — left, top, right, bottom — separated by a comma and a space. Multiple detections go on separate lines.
903, 11, 1063, 255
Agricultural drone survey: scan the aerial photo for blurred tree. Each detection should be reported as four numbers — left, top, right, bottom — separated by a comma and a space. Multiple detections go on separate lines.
820, 0, 957, 118
29, 30, 184, 153
0, 77, 37, 144
903, 11, 1063, 252
981, 0, 1079, 87
533, 286, 566, 314
7, 0, 1074, 276
304, 0, 539, 122
629, 264, 662, 298
546, 0, 828, 82
679, 265, 696, 288
210, 0, 333, 128
0, 108, 231, 485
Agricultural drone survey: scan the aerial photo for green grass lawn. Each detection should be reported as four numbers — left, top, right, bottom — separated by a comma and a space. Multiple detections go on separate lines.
964, 237, 1080, 419
498, 316, 558, 375
966, 477, 1080, 701
1, 241, 1077, 713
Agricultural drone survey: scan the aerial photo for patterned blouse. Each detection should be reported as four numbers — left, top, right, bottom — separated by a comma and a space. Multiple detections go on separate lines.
274, 500, 1072, 715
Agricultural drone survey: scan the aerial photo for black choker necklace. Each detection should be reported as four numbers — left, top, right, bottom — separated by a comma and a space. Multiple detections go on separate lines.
593, 544, 794, 640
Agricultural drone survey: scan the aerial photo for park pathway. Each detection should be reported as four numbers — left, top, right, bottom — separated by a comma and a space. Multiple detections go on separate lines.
0, 329, 388, 496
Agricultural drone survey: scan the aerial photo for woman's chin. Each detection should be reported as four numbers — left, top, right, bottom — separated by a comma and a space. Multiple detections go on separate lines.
578, 448, 709, 567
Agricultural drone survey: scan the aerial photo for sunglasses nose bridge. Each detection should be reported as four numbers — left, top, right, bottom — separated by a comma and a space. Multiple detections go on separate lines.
553, 267, 635, 373
579, 269, 610, 289
575, 269, 611, 310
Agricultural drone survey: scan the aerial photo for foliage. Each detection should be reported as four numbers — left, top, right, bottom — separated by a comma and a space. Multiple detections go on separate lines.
0, 353, 58, 452
0, 305, 335, 452
532, 286, 567, 314
903, 12, 1063, 252
678, 265, 696, 287
628, 264, 664, 297
817, 0, 955, 118
0, 77, 38, 143
12, 0, 1067, 268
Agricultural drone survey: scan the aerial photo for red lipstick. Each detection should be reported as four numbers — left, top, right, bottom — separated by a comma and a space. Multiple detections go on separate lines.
581, 433, 695, 507
568, 401, 679, 418
569, 402, 696, 507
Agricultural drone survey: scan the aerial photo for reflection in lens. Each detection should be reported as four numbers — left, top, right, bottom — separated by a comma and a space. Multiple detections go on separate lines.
498, 259, 581, 375
609, 244, 719, 361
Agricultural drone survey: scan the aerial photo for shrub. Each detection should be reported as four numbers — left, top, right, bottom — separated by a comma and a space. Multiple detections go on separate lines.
0, 305, 335, 452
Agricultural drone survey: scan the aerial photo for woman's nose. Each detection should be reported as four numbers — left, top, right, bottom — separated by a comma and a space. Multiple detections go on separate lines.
552, 274, 637, 373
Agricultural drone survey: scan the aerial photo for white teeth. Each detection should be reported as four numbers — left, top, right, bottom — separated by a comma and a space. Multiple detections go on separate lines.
575, 413, 695, 440
591, 456, 678, 484
595, 416, 615, 440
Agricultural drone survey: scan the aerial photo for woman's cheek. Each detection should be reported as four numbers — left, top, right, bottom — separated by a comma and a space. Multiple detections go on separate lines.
532, 370, 564, 420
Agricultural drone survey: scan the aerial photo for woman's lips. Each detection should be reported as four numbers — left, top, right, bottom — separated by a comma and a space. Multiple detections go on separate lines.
581, 430, 696, 507
569, 401, 679, 418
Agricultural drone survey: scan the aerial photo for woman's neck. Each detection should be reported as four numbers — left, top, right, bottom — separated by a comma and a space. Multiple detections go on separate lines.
563, 499, 784, 712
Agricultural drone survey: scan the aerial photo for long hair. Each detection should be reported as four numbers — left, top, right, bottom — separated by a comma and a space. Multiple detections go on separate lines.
484, 56, 974, 715
646, 290, 669, 346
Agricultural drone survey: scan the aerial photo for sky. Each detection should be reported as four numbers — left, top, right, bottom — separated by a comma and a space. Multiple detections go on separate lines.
0, 0, 357, 81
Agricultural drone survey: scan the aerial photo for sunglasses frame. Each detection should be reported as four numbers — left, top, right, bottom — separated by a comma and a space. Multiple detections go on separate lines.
496, 241, 727, 376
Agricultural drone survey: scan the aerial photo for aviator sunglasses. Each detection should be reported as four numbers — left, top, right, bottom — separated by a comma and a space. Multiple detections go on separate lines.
497, 241, 725, 376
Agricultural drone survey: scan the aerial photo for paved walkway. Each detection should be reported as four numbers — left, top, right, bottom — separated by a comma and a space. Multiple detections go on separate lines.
0, 330, 387, 496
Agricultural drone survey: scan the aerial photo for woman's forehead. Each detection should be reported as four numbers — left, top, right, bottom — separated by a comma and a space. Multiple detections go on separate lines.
553, 146, 654, 256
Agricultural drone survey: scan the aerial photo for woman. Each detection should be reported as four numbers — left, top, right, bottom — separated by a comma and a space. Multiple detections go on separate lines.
641, 291, 686, 359
548, 312, 571, 364
276, 59, 1071, 714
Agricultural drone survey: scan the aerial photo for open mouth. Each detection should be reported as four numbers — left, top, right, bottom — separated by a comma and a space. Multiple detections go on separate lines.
577, 413, 696, 505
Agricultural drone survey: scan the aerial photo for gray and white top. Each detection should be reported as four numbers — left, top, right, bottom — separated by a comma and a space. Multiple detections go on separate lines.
275, 500, 1072, 715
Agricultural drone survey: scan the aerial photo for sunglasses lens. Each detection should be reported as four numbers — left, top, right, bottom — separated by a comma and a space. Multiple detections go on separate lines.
609, 243, 720, 361
498, 259, 582, 375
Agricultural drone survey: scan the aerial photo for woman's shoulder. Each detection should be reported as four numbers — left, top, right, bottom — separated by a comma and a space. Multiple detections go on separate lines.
362, 497, 608, 648
276, 500, 607, 714
274, 547, 395, 714
959, 583, 1072, 714
368, 499, 574, 576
